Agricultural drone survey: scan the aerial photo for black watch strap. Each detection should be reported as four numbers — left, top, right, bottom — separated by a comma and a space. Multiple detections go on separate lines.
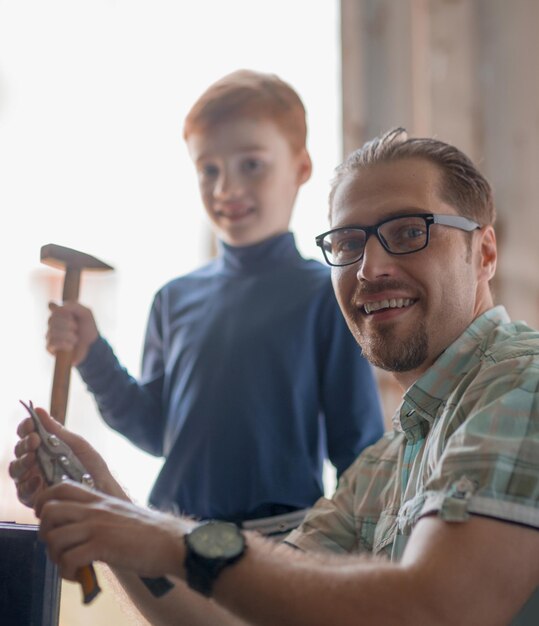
184, 548, 228, 597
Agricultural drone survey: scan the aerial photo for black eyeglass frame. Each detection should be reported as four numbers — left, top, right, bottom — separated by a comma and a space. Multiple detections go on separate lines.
315, 213, 482, 267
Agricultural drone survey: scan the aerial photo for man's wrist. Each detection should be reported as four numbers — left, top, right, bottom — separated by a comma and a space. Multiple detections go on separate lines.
183, 521, 247, 597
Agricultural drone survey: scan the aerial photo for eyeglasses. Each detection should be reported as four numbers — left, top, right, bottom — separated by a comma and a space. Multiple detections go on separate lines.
315, 213, 481, 267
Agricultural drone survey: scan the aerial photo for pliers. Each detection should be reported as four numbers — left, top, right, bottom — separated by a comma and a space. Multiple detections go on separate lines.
20, 400, 174, 602
20, 400, 95, 489
20, 400, 101, 603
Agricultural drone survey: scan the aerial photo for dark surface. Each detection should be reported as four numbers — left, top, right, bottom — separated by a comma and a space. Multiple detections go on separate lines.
0, 522, 61, 626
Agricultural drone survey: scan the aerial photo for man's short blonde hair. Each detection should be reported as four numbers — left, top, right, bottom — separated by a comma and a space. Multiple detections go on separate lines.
330, 127, 495, 226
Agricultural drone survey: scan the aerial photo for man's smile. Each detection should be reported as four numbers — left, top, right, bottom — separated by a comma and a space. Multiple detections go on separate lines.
363, 297, 416, 315
351, 282, 420, 320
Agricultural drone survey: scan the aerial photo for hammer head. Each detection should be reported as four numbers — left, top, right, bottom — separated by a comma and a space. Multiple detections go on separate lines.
41, 244, 113, 272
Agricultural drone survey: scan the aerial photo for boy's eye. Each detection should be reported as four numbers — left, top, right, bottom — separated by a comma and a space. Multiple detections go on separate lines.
200, 164, 219, 178
242, 158, 263, 174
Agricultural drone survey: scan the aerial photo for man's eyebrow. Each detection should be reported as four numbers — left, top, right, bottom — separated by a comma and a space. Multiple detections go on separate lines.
378, 207, 431, 219
334, 207, 431, 228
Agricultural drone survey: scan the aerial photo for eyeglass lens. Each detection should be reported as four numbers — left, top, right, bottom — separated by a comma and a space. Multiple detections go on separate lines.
323, 215, 429, 265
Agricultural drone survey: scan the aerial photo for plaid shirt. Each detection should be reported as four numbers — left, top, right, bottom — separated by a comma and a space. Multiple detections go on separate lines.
287, 306, 539, 622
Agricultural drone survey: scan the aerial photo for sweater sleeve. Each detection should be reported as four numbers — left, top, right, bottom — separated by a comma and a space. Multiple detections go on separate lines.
317, 284, 385, 478
77, 293, 166, 456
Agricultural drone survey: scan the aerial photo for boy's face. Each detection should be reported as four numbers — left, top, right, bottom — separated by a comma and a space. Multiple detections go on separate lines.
186, 118, 311, 246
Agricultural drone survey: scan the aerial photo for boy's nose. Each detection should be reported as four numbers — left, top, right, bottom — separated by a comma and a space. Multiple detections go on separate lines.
356, 234, 396, 281
214, 170, 242, 199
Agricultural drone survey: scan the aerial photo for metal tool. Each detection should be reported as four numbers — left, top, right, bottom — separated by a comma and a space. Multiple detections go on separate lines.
20, 400, 101, 604
21, 401, 95, 489
40, 243, 114, 424
20, 401, 175, 602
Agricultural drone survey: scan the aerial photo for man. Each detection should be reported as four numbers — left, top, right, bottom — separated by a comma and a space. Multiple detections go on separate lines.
11, 128, 539, 625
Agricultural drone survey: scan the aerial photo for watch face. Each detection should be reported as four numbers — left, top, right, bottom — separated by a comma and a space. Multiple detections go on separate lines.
188, 522, 244, 559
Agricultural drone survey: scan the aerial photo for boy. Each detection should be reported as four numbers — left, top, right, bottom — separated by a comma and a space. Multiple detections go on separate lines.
46, 69, 383, 532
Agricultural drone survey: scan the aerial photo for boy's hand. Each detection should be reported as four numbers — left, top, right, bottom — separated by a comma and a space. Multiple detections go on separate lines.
9, 407, 126, 508
35, 481, 188, 581
46, 301, 99, 366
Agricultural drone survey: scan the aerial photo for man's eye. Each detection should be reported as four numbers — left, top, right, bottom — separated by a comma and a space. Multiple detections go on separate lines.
387, 223, 426, 242
335, 237, 363, 253
401, 227, 425, 239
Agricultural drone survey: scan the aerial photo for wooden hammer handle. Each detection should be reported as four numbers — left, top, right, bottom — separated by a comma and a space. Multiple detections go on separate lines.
50, 351, 73, 424
49, 267, 81, 425
77, 563, 101, 604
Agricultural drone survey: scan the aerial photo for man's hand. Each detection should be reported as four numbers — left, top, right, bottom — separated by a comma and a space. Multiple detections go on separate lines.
35, 482, 190, 582
46, 301, 99, 366
9, 407, 124, 507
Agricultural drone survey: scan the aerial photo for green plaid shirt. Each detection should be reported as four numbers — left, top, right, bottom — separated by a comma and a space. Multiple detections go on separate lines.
288, 306, 539, 623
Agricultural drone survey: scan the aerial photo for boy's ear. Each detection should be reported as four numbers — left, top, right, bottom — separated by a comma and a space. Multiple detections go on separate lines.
296, 149, 312, 186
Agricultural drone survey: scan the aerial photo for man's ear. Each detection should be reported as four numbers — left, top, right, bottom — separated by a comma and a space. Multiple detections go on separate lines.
478, 225, 497, 281
296, 149, 313, 186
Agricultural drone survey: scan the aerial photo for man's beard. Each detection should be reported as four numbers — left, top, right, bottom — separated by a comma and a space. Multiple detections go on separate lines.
353, 317, 429, 373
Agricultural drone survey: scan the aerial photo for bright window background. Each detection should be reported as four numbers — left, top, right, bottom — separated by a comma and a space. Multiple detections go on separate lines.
0, 1, 341, 522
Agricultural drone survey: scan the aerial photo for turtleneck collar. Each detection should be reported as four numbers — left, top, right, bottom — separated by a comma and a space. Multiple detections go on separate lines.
217, 232, 302, 274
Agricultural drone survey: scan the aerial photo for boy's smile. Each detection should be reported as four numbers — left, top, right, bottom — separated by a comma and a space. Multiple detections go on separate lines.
187, 118, 311, 246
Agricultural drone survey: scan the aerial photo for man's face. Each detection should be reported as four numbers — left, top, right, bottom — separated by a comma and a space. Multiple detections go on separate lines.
330, 158, 495, 387
186, 118, 311, 246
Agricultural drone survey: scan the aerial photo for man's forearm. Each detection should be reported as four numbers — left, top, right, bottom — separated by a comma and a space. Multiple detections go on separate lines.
111, 569, 249, 626
211, 535, 418, 626
207, 517, 539, 626
34, 482, 538, 626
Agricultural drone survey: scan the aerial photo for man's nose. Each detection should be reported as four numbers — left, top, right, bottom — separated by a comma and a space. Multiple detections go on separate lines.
356, 233, 396, 281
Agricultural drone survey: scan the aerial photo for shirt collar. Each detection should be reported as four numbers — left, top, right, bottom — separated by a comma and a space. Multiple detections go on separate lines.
218, 232, 302, 274
394, 306, 511, 442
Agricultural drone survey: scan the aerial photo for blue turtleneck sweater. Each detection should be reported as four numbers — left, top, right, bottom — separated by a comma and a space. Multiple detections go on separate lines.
78, 232, 383, 520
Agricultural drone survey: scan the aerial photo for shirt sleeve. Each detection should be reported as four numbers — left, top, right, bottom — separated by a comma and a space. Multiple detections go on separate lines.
286, 460, 363, 554
316, 281, 385, 477
286, 432, 397, 554
419, 359, 539, 530
77, 292, 166, 456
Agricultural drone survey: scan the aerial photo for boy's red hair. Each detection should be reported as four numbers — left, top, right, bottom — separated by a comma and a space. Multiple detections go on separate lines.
183, 69, 308, 153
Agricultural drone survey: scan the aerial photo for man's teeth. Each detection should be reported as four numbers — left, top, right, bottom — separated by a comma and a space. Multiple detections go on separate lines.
364, 298, 414, 314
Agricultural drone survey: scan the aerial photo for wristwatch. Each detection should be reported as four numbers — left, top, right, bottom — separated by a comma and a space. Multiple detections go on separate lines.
184, 520, 246, 597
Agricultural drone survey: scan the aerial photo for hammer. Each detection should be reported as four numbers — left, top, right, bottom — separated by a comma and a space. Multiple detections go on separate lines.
41, 243, 113, 425
39, 243, 173, 604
